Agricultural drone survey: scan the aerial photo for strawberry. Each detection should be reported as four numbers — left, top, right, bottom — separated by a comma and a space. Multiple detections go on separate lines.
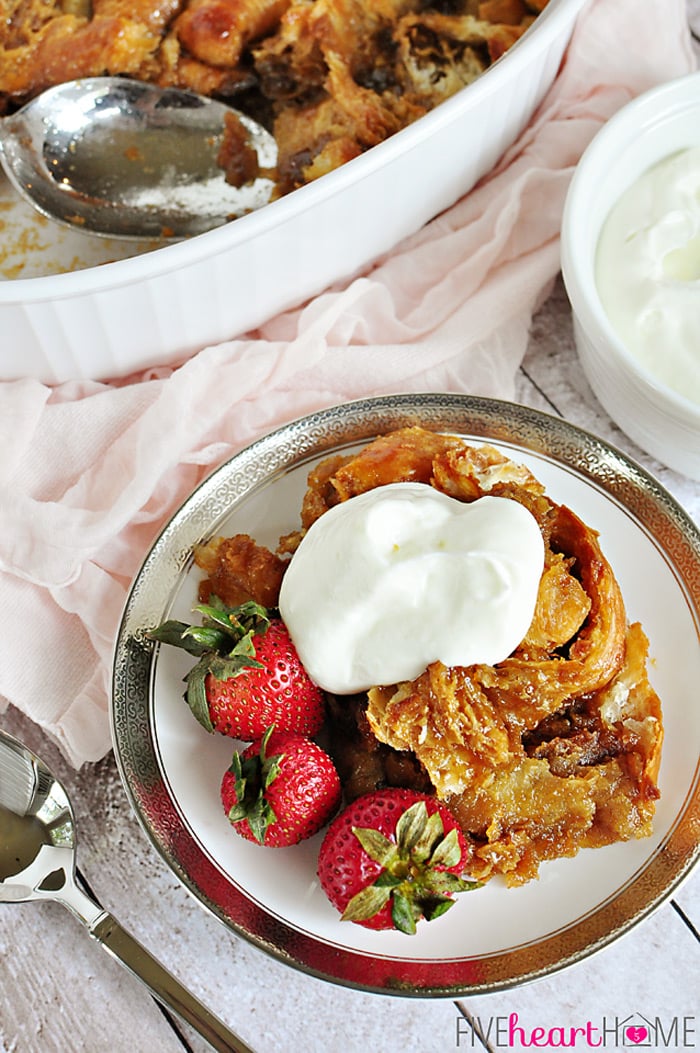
317, 788, 481, 934
221, 727, 342, 847
148, 597, 324, 740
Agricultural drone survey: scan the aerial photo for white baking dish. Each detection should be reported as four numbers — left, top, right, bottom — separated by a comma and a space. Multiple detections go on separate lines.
0, 0, 588, 384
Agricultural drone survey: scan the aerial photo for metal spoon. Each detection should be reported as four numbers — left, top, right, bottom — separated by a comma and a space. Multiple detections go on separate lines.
0, 77, 277, 240
0, 727, 255, 1053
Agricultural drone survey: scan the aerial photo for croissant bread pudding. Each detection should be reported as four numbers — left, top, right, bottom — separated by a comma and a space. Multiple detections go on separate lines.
192, 426, 663, 887
1, 0, 548, 196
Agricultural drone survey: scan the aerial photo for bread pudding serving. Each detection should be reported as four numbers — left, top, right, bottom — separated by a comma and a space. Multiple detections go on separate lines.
0, 0, 549, 196
190, 426, 664, 889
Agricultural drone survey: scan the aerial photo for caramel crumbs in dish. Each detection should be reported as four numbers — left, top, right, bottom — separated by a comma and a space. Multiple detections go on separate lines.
1, 0, 548, 197
194, 426, 663, 887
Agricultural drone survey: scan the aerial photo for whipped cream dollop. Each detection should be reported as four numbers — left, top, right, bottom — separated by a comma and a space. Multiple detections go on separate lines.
596, 145, 700, 405
278, 482, 544, 694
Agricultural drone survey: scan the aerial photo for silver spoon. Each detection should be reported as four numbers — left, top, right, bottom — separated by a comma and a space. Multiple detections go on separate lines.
0, 77, 277, 241
0, 726, 255, 1053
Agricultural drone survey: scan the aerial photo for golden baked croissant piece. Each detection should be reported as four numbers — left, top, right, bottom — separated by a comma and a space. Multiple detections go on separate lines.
195, 425, 663, 886
1, 0, 546, 193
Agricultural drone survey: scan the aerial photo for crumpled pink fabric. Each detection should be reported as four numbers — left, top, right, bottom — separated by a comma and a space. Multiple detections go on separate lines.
0, 0, 694, 767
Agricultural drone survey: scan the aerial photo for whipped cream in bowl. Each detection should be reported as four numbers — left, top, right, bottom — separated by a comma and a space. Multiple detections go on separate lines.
595, 144, 700, 406
278, 481, 545, 694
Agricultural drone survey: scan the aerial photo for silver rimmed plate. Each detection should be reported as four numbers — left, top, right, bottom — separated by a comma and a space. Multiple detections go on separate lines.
111, 393, 700, 996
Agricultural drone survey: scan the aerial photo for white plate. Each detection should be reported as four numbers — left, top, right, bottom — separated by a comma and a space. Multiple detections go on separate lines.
111, 394, 700, 995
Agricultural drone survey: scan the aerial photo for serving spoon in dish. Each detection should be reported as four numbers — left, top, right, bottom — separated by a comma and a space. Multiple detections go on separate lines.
0, 77, 278, 241
0, 726, 255, 1053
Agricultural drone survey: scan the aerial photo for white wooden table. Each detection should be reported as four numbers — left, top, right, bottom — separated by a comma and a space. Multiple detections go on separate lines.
2, 16, 699, 1053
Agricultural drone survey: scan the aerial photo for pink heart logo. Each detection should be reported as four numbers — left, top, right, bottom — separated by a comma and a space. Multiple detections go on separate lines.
626, 1026, 648, 1044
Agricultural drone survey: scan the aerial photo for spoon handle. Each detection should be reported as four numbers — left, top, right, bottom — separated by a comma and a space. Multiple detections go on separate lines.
91, 912, 255, 1053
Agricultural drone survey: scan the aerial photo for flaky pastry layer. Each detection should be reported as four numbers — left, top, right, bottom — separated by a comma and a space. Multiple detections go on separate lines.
196, 426, 663, 885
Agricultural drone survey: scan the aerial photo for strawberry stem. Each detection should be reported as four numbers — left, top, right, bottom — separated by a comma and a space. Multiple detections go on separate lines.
148, 597, 271, 657
147, 597, 274, 733
343, 800, 482, 934
225, 726, 283, 844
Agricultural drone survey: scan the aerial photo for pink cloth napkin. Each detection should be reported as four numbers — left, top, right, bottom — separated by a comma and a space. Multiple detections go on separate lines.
0, 0, 694, 767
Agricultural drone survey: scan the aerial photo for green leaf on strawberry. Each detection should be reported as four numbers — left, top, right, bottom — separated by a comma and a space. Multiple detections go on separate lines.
221, 727, 342, 847
180, 626, 264, 733
427, 826, 463, 869
352, 827, 397, 869
225, 726, 282, 844
148, 596, 325, 740
190, 599, 270, 641
146, 619, 213, 657
318, 789, 482, 934
341, 883, 392, 923
183, 656, 214, 731
346, 800, 476, 934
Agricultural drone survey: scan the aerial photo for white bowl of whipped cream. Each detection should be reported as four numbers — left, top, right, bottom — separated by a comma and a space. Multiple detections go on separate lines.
561, 70, 700, 481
